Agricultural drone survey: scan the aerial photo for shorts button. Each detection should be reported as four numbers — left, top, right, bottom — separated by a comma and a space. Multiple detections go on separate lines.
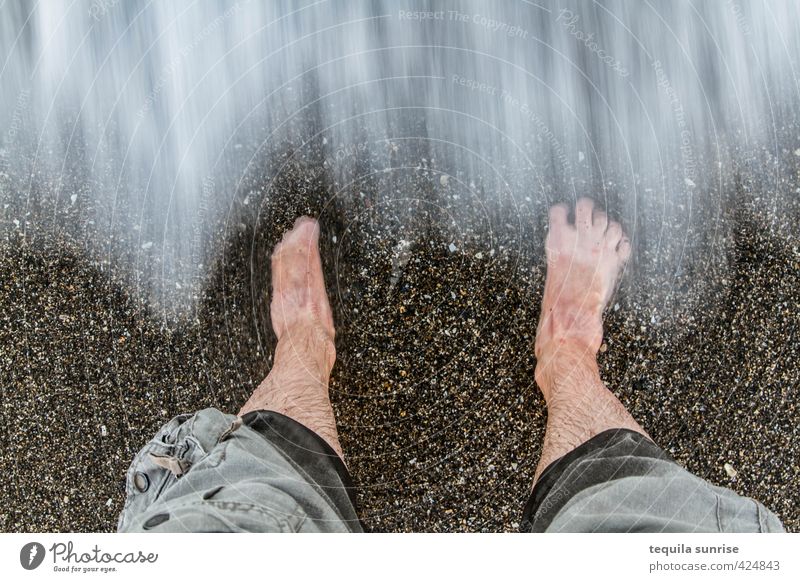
143, 513, 170, 529
133, 471, 150, 492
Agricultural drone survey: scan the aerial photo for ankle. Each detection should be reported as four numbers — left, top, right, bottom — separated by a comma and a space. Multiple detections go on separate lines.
535, 329, 601, 363
535, 304, 603, 359
534, 342, 601, 403
277, 319, 336, 373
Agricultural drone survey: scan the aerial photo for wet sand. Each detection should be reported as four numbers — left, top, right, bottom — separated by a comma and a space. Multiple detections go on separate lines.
1, 149, 798, 532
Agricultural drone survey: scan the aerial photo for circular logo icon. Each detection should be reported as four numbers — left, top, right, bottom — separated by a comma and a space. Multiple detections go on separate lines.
20, 542, 46, 570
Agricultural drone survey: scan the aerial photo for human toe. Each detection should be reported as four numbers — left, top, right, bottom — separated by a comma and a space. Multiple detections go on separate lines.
605, 221, 623, 247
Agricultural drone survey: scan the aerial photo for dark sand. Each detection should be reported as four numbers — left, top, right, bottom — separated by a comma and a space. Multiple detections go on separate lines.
1, 145, 798, 532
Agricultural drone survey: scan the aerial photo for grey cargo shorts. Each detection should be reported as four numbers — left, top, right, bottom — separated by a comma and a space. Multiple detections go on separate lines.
118, 409, 784, 533
118, 408, 362, 532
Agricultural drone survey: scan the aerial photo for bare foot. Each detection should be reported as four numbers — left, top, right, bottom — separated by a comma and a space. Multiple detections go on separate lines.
535, 197, 630, 363
239, 216, 343, 458
270, 216, 336, 362
531, 199, 647, 482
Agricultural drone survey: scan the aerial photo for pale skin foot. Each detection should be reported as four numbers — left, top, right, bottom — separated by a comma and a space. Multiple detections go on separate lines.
533, 198, 650, 484
238, 216, 344, 459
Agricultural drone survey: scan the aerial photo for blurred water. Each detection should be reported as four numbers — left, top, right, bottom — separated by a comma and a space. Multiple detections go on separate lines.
1, 0, 798, 311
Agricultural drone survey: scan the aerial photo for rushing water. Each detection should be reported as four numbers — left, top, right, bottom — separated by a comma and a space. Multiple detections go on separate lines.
2, 0, 799, 312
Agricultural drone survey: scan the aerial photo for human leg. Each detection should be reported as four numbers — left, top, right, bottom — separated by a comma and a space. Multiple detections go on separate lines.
533, 197, 648, 483
239, 216, 343, 459
522, 198, 783, 533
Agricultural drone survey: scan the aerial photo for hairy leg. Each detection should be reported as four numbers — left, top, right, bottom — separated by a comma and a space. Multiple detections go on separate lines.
533, 198, 649, 484
239, 216, 343, 459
